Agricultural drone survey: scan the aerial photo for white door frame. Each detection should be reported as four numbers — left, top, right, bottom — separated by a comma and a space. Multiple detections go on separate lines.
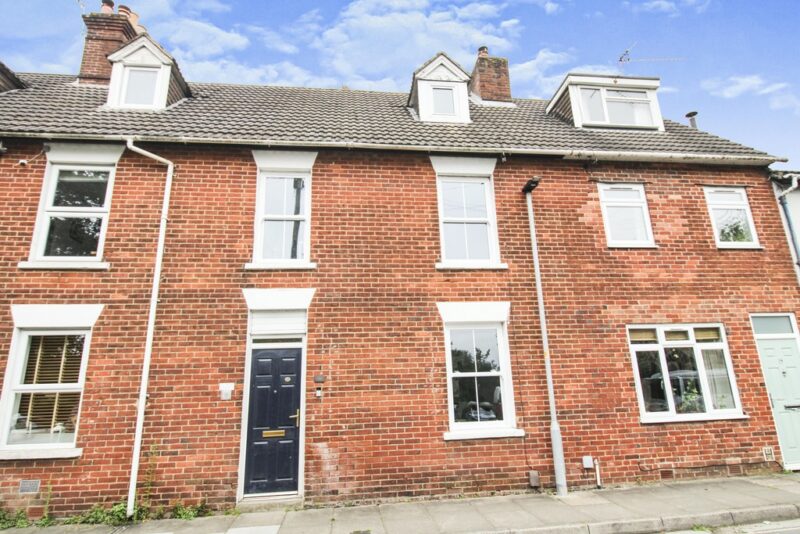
750, 312, 800, 470
236, 328, 308, 502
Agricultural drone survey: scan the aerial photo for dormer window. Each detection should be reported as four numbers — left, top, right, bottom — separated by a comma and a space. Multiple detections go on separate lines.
409, 53, 471, 123
547, 74, 664, 131
105, 34, 189, 110
122, 67, 159, 107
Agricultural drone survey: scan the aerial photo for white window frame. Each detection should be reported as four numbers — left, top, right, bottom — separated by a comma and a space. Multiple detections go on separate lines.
20, 143, 124, 270
576, 86, 659, 129
598, 183, 656, 248
247, 151, 317, 270
437, 302, 523, 440
0, 304, 103, 460
627, 323, 745, 424
120, 66, 161, 109
431, 85, 457, 117
703, 186, 760, 249
430, 156, 505, 270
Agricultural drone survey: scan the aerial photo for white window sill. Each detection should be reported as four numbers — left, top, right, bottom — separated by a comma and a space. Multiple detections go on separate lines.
244, 262, 317, 271
443, 428, 525, 441
582, 122, 660, 131
0, 447, 82, 460
641, 413, 749, 424
716, 244, 763, 250
607, 244, 658, 249
436, 262, 508, 271
18, 261, 110, 271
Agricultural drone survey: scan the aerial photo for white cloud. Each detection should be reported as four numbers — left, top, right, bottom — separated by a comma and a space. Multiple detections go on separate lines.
625, 0, 712, 16
770, 93, 800, 116
156, 18, 249, 59
702, 74, 799, 117
178, 58, 339, 88
702, 75, 775, 98
512, 0, 561, 14
509, 49, 619, 98
311, 0, 519, 90
633, 1, 680, 16
659, 85, 679, 93
246, 26, 300, 55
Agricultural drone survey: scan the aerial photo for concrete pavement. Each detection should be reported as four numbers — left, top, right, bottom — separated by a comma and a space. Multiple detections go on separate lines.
17, 473, 800, 534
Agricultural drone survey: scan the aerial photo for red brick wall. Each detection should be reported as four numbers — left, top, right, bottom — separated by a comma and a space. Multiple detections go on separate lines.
78, 14, 136, 85
0, 139, 794, 515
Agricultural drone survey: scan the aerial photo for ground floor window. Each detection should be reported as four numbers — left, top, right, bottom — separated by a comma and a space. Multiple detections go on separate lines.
2, 332, 89, 447
627, 323, 743, 423
437, 302, 523, 440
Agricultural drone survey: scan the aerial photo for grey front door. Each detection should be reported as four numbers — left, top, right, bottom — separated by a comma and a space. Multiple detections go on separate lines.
752, 314, 800, 469
244, 348, 302, 494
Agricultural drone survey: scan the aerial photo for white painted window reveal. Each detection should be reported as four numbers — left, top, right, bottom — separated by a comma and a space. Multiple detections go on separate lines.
627, 323, 744, 424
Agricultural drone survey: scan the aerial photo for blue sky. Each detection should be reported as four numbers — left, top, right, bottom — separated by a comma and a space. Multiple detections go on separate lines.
1, 0, 797, 168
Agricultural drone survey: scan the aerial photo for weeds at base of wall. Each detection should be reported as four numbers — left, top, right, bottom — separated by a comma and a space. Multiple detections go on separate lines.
0, 500, 212, 530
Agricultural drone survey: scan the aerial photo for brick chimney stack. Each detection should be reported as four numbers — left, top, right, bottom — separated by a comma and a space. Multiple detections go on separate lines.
468, 46, 512, 103
77, 0, 137, 85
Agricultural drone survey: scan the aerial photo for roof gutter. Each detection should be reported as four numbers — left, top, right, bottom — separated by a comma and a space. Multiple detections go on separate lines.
124, 139, 175, 518
0, 131, 784, 166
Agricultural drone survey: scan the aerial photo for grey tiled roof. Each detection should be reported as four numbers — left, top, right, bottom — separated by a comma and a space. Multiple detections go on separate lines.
0, 73, 778, 163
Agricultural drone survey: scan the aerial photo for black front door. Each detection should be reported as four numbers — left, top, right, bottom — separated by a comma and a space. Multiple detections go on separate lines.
244, 348, 302, 494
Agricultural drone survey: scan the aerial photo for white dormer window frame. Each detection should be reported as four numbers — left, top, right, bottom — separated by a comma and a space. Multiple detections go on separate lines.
547, 74, 665, 132
412, 54, 471, 124
106, 37, 173, 111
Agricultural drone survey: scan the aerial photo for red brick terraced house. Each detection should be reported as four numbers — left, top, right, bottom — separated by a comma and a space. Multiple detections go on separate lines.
0, 2, 799, 518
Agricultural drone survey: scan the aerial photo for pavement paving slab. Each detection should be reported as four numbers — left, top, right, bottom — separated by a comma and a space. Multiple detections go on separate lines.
423, 500, 497, 533
378, 501, 439, 534
279, 508, 334, 534
510, 496, 594, 526
331, 506, 387, 534
470, 494, 544, 531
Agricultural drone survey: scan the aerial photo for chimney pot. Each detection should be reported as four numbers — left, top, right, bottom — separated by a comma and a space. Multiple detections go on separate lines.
100, 0, 114, 13
118, 4, 131, 17
478, 46, 489, 57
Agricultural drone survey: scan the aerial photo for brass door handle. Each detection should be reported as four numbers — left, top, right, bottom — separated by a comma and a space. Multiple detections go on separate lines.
288, 408, 300, 427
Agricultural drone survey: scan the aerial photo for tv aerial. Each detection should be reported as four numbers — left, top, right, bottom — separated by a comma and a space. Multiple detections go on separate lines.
617, 42, 685, 69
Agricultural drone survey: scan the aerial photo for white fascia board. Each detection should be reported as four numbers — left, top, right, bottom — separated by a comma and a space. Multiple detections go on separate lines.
242, 288, 317, 311
46, 142, 125, 165
416, 54, 470, 82
430, 155, 496, 176
108, 36, 172, 65
11, 304, 104, 329
436, 302, 510, 324
252, 150, 318, 173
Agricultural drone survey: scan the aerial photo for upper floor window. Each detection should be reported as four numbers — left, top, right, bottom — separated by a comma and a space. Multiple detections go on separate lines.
580, 87, 655, 127
20, 143, 125, 270
249, 150, 318, 270
122, 67, 159, 107
432, 87, 456, 116
703, 187, 759, 249
628, 323, 743, 424
598, 183, 655, 248
430, 156, 504, 269
546, 74, 664, 131
0, 304, 103, 458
